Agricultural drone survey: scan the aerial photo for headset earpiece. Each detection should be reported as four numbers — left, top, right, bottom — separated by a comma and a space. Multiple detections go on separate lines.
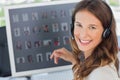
102, 27, 111, 39
102, 1, 113, 39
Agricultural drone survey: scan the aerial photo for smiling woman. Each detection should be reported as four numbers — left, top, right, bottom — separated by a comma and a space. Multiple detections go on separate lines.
50, 0, 120, 80
73, 10, 104, 59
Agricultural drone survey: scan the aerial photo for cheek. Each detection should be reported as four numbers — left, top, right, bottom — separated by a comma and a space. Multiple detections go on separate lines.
74, 32, 79, 37
74, 28, 80, 37
74, 29, 81, 46
92, 32, 103, 44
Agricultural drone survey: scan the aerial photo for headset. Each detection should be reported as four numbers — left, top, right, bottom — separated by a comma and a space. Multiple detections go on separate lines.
71, 0, 113, 39
102, 1, 113, 39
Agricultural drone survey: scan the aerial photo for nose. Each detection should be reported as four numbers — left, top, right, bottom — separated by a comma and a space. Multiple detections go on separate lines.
79, 29, 88, 38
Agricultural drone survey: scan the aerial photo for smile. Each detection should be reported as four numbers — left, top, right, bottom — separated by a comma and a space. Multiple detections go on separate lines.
79, 39, 92, 45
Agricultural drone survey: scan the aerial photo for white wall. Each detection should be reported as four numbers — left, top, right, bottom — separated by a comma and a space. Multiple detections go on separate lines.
112, 7, 120, 36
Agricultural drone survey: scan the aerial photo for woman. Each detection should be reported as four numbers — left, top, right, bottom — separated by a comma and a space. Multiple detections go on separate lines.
50, 0, 120, 80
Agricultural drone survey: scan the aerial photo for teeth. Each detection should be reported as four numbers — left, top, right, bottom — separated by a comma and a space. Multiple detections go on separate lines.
81, 40, 90, 43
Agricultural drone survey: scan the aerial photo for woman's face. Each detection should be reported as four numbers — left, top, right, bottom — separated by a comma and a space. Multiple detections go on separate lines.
74, 10, 104, 56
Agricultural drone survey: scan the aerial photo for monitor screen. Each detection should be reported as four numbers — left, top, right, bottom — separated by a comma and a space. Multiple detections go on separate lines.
4, 0, 79, 77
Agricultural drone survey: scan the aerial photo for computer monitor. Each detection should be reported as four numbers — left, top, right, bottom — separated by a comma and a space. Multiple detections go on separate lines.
4, 0, 79, 77
0, 27, 11, 77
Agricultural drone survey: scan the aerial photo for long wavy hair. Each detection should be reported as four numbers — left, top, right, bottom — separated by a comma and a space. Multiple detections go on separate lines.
70, 0, 119, 80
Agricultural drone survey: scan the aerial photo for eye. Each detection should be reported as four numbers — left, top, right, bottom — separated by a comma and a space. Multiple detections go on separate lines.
74, 22, 82, 28
89, 25, 96, 30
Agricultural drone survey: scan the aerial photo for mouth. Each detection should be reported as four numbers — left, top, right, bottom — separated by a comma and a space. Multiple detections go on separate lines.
79, 39, 92, 46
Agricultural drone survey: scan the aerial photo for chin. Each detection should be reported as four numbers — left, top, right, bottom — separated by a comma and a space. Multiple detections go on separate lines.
78, 46, 93, 52
79, 48, 88, 52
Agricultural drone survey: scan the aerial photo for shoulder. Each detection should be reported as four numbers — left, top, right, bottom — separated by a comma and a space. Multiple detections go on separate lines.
85, 63, 120, 80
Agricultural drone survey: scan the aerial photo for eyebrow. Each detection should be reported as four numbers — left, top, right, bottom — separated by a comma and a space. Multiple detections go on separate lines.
89, 24, 98, 27
74, 21, 81, 24
75, 21, 98, 27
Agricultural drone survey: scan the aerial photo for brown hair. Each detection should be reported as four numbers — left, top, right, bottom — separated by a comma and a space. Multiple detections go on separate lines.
71, 0, 119, 80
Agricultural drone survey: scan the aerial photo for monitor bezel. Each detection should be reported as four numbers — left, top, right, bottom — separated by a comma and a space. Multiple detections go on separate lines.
4, 0, 80, 77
